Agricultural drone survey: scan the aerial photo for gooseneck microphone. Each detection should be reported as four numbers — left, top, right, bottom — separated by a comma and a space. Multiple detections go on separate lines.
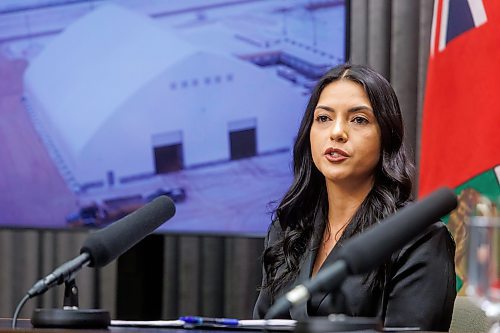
14, 195, 175, 328
264, 187, 457, 319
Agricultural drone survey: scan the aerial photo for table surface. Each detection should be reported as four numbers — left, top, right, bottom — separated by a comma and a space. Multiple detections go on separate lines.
0, 318, 256, 333
0, 318, 441, 333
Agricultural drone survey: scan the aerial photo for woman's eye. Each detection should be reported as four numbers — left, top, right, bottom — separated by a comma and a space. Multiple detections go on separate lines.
315, 115, 330, 122
352, 116, 368, 125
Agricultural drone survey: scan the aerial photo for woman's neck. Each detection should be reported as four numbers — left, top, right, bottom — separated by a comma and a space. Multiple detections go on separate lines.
311, 178, 375, 277
325, 177, 374, 231
310, 177, 374, 277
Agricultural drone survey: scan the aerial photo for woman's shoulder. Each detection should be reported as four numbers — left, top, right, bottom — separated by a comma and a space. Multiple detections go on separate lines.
413, 221, 455, 247
395, 221, 456, 263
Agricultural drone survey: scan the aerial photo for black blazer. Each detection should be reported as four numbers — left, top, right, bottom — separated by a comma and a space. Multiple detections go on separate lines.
253, 216, 457, 331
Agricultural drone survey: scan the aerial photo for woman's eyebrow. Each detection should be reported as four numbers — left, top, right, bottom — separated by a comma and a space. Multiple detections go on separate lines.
315, 105, 373, 113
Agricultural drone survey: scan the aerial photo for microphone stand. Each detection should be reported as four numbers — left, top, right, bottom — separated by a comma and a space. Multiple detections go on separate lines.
292, 275, 382, 332
294, 314, 382, 333
31, 276, 110, 328
292, 268, 382, 333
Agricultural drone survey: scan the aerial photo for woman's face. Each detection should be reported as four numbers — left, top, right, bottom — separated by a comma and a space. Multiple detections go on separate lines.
310, 79, 381, 186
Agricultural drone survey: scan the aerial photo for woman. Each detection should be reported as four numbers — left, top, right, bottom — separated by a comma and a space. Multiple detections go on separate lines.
253, 64, 456, 331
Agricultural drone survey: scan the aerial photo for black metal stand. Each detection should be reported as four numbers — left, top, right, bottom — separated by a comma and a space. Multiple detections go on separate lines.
63, 279, 79, 309
31, 278, 110, 329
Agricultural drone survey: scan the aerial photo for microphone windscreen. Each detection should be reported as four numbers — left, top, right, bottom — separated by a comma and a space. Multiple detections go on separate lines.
338, 187, 457, 275
80, 195, 175, 267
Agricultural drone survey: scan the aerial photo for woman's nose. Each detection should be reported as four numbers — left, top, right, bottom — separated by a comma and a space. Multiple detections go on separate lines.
329, 120, 348, 143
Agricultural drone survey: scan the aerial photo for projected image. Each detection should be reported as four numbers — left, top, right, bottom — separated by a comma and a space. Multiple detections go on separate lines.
0, 0, 346, 235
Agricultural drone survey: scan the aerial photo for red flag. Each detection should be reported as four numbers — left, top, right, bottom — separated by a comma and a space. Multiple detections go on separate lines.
419, 0, 500, 196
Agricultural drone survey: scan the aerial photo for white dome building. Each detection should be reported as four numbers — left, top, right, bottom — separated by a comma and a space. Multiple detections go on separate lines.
24, 4, 305, 192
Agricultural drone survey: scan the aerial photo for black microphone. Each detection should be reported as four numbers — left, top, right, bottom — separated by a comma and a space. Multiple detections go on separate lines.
265, 187, 457, 319
81, 194, 175, 267
26, 195, 175, 298
15, 195, 176, 329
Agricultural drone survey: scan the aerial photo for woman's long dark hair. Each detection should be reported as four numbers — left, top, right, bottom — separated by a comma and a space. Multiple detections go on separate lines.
263, 64, 414, 297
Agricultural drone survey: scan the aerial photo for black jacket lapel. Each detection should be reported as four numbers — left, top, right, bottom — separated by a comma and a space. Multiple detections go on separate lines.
289, 209, 324, 319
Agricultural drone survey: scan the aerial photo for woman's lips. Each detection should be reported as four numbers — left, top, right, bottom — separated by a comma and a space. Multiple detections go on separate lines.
324, 148, 349, 162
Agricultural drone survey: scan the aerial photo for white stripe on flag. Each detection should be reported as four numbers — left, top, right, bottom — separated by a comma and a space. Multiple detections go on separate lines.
430, 0, 440, 56
466, 0, 488, 27
439, 0, 450, 52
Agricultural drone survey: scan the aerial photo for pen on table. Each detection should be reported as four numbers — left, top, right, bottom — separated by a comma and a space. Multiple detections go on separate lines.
179, 316, 239, 326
